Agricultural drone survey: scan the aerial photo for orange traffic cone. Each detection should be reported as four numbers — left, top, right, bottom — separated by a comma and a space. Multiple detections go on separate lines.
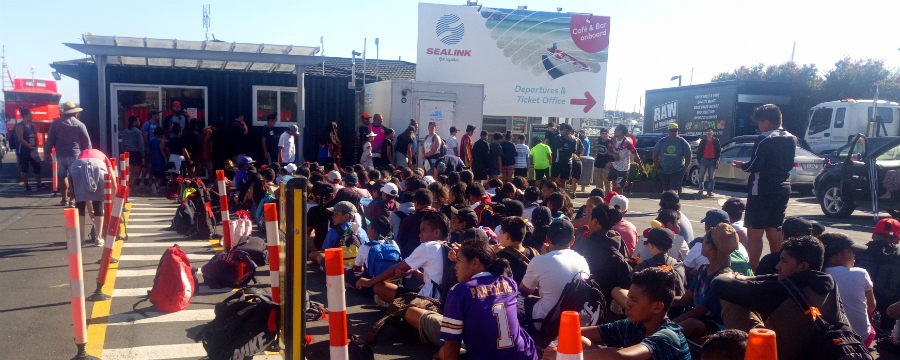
557, 311, 583, 359
744, 328, 777, 360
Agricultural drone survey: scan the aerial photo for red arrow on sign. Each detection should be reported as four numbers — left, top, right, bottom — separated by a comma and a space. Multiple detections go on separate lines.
570, 91, 596, 113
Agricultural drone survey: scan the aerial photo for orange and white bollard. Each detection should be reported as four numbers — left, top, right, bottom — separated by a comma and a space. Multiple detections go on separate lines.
744, 328, 777, 360
324, 248, 349, 360
264, 203, 281, 304
88, 185, 128, 301
216, 170, 232, 249
65, 208, 100, 360
51, 148, 59, 195
103, 173, 113, 234
118, 154, 126, 185
557, 311, 583, 360
123, 152, 130, 187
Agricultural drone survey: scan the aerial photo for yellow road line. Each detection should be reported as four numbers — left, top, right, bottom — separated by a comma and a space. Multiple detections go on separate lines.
209, 238, 224, 252
85, 237, 125, 357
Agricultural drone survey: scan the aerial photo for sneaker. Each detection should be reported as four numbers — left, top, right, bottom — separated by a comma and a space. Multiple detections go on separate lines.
67, 199, 76, 208
92, 239, 105, 247
58, 199, 68, 206
706, 191, 713, 197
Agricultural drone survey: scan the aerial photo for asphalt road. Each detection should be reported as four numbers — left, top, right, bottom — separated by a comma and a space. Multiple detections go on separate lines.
0, 151, 890, 359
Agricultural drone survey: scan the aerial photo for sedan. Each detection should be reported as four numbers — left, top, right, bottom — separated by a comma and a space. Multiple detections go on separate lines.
712, 143, 825, 195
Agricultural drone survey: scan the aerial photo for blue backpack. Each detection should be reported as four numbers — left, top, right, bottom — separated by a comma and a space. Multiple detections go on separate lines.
365, 240, 402, 279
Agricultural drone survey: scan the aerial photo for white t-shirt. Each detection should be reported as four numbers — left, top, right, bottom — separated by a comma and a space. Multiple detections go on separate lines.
521, 249, 590, 323
634, 233, 690, 262
404, 241, 445, 300
610, 137, 635, 172
446, 135, 459, 155
278, 132, 296, 163
355, 238, 396, 268
825, 266, 874, 338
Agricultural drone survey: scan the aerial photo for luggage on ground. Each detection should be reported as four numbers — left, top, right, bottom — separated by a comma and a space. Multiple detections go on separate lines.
143, 246, 196, 313
194, 289, 280, 360
202, 249, 258, 289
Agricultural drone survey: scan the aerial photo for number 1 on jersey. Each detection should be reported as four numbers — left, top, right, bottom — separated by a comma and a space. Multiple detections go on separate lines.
492, 303, 514, 349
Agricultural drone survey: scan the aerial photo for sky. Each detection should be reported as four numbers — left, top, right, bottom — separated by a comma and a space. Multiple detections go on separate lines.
1, 0, 898, 115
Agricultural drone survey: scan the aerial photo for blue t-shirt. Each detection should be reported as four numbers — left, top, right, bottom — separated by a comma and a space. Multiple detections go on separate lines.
582, 138, 591, 156
653, 136, 692, 174
149, 137, 165, 171
322, 222, 369, 249
142, 121, 159, 148
441, 273, 538, 360
596, 318, 691, 360
691, 265, 730, 324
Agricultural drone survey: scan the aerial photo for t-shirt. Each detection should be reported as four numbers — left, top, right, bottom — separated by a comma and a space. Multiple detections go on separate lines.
555, 136, 577, 164
446, 135, 459, 155
521, 249, 590, 322
149, 137, 165, 171
167, 136, 185, 156
635, 233, 690, 262
612, 219, 638, 257
609, 137, 636, 172
278, 132, 296, 163
692, 265, 731, 323
596, 318, 691, 360
441, 273, 538, 360
594, 139, 614, 168
501, 141, 518, 166
404, 241, 445, 299
368, 124, 386, 153
653, 136, 692, 174
260, 126, 279, 159
582, 138, 591, 156
489, 143, 503, 171
825, 266, 874, 338
529, 144, 552, 170
515, 143, 530, 168
142, 121, 160, 149
322, 222, 370, 249
472, 139, 490, 171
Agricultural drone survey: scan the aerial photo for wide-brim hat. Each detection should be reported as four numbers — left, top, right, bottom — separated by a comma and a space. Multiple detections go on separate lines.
61, 101, 83, 114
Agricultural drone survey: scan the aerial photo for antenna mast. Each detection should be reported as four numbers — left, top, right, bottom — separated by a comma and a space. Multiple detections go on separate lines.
202, 4, 211, 41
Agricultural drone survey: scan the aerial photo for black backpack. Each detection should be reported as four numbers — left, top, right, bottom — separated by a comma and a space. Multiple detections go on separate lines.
430, 241, 458, 303
232, 235, 269, 266
780, 278, 874, 360
201, 249, 258, 289
187, 191, 215, 240
172, 199, 198, 236
194, 289, 279, 360
538, 272, 606, 342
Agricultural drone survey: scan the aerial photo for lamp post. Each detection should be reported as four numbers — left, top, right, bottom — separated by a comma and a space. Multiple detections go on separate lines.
671, 75, 682, 87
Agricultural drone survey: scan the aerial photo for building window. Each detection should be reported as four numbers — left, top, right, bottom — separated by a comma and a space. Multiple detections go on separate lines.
252, 86, 298, 126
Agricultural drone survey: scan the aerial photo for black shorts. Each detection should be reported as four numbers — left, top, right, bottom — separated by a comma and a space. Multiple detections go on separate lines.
514, 168, 528, 178
552, 162, 571, 180
609, 168, 629, 188
127, 152, 144, 167
76, 201, 104, 217
571, 160, 582, 180
534, 168, 550, 181
17, 152, 40, 174
745, 194, 789, 229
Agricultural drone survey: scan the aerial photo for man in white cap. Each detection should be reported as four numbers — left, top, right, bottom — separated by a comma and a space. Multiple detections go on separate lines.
365, 182, 399, 221
327, 170, 344, 195
278, 124, 298, 164
609, 194, 639, 257
45, 101, 92, 207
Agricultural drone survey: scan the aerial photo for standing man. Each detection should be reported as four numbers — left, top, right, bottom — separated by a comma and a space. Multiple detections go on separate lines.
500, 132, 517, 180
488, 133, 504, 180
578, 130, 590, 159
471, 131, 490, 182
593, 128, 614, 193
369, 113, 386, 165
553, 124, 577, 191
45, 101, 91, 207
260, 114, 280, 165
460, 124, 475, 168
163, 100, 187, 132
446, 126, 460, 157
199, 122, 217, 180
14, 109, 43, 191
609, 125, 644, 192
653, 123, 692, 194
141, 110, 161, 185
731, 104, 796, 270
357, 113, 372, 165
514, 134, 530, 178
530, 137, 552, 182
278, 124, 298, 165
697, 129, 721, 197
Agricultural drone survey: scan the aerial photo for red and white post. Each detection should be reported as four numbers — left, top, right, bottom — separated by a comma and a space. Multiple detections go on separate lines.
325, 248, 349, 360
65, 208, 100, 360
264, 203, 281, 304
557, 311, 584, 360
88, 185, 128, 301
215, 170, 232, 249
51, 148, 59, 195
103, 173, 113, 234
123, 152, 130, 187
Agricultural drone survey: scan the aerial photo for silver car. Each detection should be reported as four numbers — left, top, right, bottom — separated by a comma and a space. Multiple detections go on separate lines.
713, 143, 825, 195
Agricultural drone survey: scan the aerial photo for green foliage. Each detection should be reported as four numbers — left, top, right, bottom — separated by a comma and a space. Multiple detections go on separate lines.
628, 162, 657, 181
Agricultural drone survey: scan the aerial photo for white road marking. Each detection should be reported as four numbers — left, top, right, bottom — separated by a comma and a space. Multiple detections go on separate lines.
125, 232, 174, 238
113, 285, 233, 297
102, 343, 206, 360
127, 212, 176, 216
119, 254, 214, 261
126, 217, 172, 222
107, 309, 215, 326
114, 269, 159, 277
122, 241, 209, 248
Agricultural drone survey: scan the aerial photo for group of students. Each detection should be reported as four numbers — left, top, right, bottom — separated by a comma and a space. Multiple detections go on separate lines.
282, 151, 900, 359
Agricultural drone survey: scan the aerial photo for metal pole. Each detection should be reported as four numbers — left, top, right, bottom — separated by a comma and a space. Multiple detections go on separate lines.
96, 56, 108, 154
295, 65, 306, 164
283, 177, 308, 360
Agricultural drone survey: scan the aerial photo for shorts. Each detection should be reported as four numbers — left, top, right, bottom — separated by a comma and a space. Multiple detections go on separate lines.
418, 311, 443, 346
609, 168, 629, 189
474, 167, 488, 181
534, 168, 550, 181
75, 201, 104, 217
745, 194, 789, 229
58, 157, 75, 180
17, 152, 40, 174
153, 170, 166, 180
394, 286, 418, 298
571, 160, 582, 180
127, 152, 144, 167
514, 168, 528, 178
552, 162, 571, 180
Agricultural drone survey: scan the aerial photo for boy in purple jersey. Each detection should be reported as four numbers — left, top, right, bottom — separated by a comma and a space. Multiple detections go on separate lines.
432, 239, 538, 360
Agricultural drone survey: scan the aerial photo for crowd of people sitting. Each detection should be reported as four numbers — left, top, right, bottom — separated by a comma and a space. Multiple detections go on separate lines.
217, 143, 899, 359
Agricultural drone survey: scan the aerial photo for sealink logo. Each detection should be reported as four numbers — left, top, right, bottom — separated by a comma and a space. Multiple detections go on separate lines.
435, 14, 464, 45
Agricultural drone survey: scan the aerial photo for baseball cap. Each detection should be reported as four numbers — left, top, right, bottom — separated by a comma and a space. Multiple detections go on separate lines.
284, 163, 298, 173
327, 171, 342, 182
782, 217, 813, 239
449, 126, 458, 133
701, 210, 730, 226
423, 176, 435, 185
361, 112, 371, 119
344, 173, 359, 186
451, 206, 478, 227
710, 223, 740, 255
459, 227, 489, 243
380, 183, 399, 197
172, 100, 181, 107
609, 195, 629, 212
239, 156, 255, 165
327, 201, 357, 215
366, 131, 377, 137
646, 227, 675, 249
667, 123, 679, 130
874, 218, 900, 239
289, 124, 299, 133
548, 219, 575, 244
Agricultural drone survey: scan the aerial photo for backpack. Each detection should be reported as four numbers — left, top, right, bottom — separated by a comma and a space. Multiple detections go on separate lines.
538, 272, 606, 341
430, 241, 458, 302
202, 249, 258, 289
147, 246, 196, 313
365, 292, 443, 345
232, 235, 269, 266
780, 278, 874, 360
335, 224, 363, 268
365, 240, 402, 279
172, 199, 198, 236
188, 192, 215, 240
194, 289, 280, 360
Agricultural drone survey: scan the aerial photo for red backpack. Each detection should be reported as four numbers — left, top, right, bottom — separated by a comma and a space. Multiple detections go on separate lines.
148, 246, 196, 312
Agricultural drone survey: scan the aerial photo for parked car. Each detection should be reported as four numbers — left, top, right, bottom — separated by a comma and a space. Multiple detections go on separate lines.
805, 99, 899, 155
814, 135, 900, 218
709, 142, 824, 195
635, 133, 700, 165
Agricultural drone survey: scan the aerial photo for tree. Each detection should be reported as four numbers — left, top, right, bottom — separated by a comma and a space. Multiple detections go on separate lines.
820, 57, 897, 102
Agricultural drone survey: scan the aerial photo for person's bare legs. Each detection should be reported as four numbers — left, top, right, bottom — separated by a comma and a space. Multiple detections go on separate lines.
374, 282, 399, 304
678, 318, 707, 339
747, 227, 764, 270
765, 227, 783, 253
404, 306, 428, 330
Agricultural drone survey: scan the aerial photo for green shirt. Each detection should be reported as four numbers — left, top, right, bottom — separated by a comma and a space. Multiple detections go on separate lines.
530, 143, 552, 169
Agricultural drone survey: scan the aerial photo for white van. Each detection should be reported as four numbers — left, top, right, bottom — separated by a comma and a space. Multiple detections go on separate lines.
805, 99, 900, 154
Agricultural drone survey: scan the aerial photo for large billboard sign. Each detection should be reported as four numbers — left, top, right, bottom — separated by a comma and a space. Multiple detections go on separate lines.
417, 3, 609, 118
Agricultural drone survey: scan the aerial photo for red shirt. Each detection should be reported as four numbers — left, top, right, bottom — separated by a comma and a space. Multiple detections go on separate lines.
703, 140, 716, 159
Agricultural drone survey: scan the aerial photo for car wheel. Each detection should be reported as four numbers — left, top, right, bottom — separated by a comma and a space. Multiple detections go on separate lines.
689, 167, 700, 187
819, 183, 855, 218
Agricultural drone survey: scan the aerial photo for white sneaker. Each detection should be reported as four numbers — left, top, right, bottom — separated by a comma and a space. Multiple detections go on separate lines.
89, 239, 104, 247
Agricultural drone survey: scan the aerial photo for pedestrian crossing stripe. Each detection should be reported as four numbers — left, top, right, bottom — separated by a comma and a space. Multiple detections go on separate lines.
128, 212, 177, 216
127, 224, 176, 229
112, 285, 233, 297
119, 253, 214, 261
127, 217, 173, 222
102, 343, 280, 360
107, 309, 215, 325
122, 241, 209, 248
